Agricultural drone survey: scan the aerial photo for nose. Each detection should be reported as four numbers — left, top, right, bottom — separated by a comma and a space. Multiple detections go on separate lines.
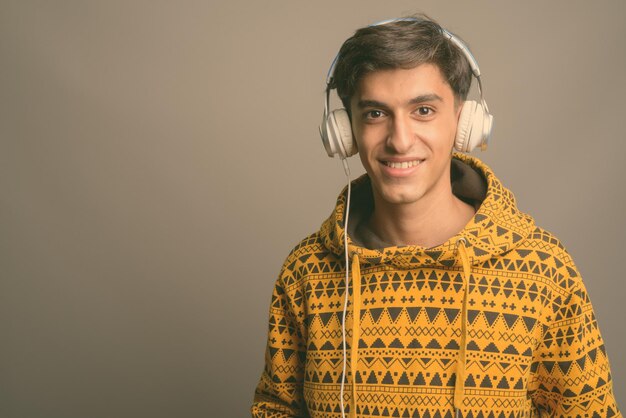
386, 114, 414, 154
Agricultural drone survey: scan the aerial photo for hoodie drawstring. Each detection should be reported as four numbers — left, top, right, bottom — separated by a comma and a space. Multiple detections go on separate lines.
454, 237, 471, 418
350, 254, 361, 418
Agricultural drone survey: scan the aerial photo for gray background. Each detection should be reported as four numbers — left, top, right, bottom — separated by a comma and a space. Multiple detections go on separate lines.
1, 1, 624, 417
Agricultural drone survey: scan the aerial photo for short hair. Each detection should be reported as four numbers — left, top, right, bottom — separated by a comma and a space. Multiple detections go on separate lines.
329, 14, 473, 112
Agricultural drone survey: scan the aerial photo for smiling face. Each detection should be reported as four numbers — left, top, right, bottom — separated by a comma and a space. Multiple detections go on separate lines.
350, 63, 462, 209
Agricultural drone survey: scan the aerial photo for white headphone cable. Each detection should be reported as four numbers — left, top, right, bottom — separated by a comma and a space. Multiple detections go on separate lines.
339, 157, 351, 418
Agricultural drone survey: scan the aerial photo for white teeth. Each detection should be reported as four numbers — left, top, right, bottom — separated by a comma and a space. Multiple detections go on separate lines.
385, 160, 422, 168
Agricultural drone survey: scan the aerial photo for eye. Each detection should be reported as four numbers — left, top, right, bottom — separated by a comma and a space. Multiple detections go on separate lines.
365, 110, 385, 120
416, 106, 433, 117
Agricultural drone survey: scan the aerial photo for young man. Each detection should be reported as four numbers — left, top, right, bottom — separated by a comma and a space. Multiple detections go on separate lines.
251, 16, 621, 418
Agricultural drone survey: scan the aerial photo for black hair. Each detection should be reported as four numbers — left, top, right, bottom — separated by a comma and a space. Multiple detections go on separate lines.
330, 14, 473, 112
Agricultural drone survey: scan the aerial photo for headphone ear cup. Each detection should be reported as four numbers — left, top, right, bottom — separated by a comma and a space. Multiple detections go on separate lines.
327, 108, 357, 159
455, 100, 487, 153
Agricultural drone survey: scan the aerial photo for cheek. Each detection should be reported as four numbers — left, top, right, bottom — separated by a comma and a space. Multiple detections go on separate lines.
430, 118, 458, 143
354, 125, 379, 153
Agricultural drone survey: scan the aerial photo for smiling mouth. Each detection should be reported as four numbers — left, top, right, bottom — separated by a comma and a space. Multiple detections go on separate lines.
382, 159, 424, 169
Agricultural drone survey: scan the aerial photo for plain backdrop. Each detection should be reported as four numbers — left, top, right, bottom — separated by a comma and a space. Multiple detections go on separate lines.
1, 1, 624, 417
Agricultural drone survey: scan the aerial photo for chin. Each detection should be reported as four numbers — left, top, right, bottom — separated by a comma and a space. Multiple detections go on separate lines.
377, 185, 424, 206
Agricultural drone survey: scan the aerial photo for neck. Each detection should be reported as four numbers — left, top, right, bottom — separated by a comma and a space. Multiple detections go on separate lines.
368, 175, 475, 249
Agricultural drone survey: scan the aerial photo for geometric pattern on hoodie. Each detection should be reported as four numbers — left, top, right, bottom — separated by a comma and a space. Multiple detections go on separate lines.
251, 152, 621, 418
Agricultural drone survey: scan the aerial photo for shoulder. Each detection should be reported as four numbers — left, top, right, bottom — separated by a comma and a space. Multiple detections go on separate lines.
276, 231, 339, 287
517, 224, 583, 291
525, 225, 572, 263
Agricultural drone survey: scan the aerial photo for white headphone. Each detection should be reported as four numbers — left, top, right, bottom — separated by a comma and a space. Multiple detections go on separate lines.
319, 18, 494, 159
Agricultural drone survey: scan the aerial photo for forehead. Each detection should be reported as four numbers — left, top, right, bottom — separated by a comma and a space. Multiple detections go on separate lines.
351, 63, 455, 105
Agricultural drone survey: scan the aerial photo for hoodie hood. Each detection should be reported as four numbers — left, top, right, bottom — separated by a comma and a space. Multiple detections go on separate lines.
319, 152, 536, 268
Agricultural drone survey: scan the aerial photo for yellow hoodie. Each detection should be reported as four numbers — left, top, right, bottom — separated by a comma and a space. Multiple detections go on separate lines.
251, 153, 621, 417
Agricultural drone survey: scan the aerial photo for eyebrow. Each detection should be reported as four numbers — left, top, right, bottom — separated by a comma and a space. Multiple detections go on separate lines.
356, 94, 444, 109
